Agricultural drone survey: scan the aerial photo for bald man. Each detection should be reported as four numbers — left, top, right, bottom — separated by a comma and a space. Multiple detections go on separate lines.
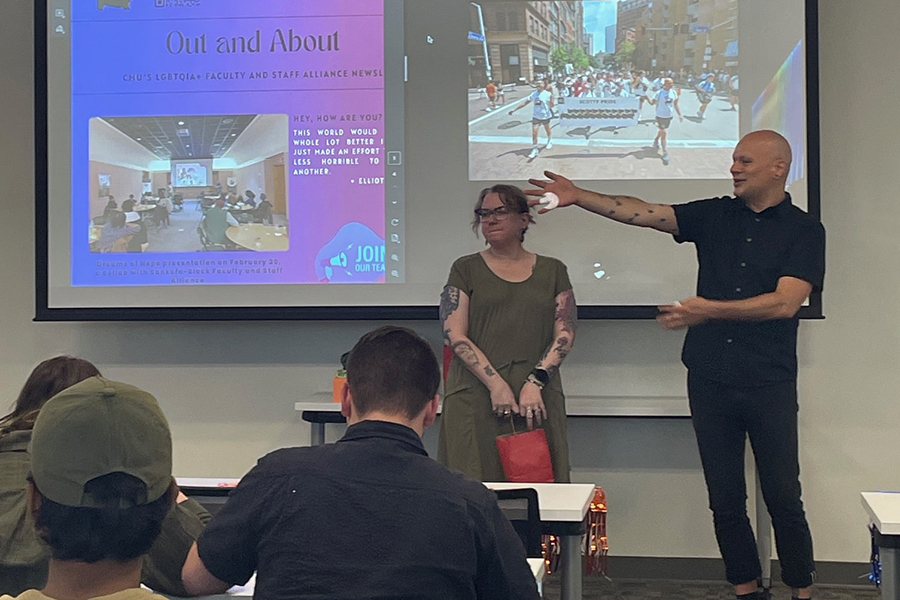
527, 131, 824, 600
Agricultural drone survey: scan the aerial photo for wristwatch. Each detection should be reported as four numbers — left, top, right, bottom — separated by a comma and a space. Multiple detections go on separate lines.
526, 374, 545, 389
528, 368, 550, 389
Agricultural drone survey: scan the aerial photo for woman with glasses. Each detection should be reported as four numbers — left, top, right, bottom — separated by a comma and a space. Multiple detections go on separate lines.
438, 184, 576, 482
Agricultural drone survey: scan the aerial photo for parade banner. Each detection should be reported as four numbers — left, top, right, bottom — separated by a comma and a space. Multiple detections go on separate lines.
558, 96, 640, 129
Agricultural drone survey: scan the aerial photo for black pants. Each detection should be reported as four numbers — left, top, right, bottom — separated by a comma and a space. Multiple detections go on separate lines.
688, 372, 815, 588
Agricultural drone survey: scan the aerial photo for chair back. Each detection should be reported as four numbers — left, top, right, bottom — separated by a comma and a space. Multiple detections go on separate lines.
197, 220, 225, 250
106, 235, 132, 253
254, 201, 273, 224
494, 488, 543, 558
152, 205, 168, 224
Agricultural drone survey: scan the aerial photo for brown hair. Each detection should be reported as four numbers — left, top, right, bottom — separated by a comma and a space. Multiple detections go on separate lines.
471, 184, 535, 242
346, 327, 440, 420
0, 356, 101, 435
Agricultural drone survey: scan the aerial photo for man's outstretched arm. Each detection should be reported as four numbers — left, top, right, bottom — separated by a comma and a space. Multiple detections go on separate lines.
656, 277, 814, 330
525, 171, 679, 234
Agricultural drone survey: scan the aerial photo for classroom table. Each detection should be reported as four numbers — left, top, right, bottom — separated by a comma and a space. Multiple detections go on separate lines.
487, 482, 595, 600
226, 224, 288, 251
156, 558, 545, 599
862, 491, 900, 600
529, 557, 546, 594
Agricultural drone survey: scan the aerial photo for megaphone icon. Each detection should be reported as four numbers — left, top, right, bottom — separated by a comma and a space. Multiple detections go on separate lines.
321, 252, 348, 280
327, 252, 347, 268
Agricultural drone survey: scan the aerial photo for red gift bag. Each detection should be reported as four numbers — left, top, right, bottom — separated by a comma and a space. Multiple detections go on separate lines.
495, 417, 555, 483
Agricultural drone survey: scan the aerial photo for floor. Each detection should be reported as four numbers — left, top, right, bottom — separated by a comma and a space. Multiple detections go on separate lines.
540, 576, 881, 599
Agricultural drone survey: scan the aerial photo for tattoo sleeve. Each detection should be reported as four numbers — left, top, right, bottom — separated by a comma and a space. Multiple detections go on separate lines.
439, 285, 460, 323
556, 290, 577, 336
535, 291, 577, 374
451, 340, 480, 368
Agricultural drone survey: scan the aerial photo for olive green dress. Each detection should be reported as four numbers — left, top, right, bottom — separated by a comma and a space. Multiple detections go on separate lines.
438, 253, 572, 482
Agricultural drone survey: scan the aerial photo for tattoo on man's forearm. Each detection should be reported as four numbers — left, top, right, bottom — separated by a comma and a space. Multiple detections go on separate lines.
451, 340, 479, 367
553, 336, 570, 361
442, 328, 452, 345
546, 365, 559, 378
439, 285, 460, 323
484, 365, 495, 378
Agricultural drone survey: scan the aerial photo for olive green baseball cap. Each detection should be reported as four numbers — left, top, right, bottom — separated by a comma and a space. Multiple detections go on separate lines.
30, 376, 173, 508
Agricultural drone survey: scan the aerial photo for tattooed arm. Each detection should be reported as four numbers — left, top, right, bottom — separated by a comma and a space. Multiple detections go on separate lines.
441, 284, 518, 414
524, 171, 679, 234
518, 289, 577, 428
534, 289, 577, 377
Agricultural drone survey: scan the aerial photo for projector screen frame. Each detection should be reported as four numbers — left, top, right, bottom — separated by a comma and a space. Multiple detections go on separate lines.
33, 0, 822, 322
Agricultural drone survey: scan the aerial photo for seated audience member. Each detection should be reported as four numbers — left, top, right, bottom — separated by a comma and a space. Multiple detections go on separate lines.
121, 199, 135, 213
202, 199, 239, 246
125, 211, 148, 253
182, 326, 540, 600
0, 362, 211, 597
96, 211, 138, 253
252, 193, 272, 224
102, 198, 118, 220
0, 358, 99, 594
0, 377, 178, 600
152, 196, 171, 228
242, 190, 257, 208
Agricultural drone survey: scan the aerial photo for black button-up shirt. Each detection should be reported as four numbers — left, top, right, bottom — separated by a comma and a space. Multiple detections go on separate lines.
197, 420, 539, 600
672, 194, 825, 385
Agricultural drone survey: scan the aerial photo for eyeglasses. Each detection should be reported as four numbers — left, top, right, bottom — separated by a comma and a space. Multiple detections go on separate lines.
474, 206, 518, 221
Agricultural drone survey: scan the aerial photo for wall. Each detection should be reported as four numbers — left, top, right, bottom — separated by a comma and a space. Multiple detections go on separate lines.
151, 171, 169, 196
87, 160, 144, 219
264, 153, 287, 215
222, 114, 288, 168
233, 160, 266, 200
2, 1, 899, 565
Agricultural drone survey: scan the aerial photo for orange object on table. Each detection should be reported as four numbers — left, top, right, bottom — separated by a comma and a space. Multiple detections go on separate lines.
332, 375, 346, 403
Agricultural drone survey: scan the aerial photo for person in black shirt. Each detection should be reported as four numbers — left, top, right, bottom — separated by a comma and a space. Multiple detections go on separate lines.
181, 326, 539, 600
526, 130, 824, 600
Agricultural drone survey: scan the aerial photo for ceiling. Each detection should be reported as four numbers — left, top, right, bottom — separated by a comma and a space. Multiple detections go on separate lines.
101, 115, 257, 160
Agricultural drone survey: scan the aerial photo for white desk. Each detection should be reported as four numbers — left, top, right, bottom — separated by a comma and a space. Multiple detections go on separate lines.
161, 558, 543, 599
529, 557, 546, 596
487, 482, 595, 600
862, 491, 900, 600
294, 395, 690, 445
